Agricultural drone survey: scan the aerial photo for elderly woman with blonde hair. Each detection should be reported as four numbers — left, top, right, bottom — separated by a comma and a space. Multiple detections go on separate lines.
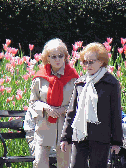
60, 42, 123, 168
24, 38, 79, 168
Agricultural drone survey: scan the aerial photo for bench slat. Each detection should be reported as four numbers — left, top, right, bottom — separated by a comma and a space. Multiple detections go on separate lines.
2, 156, 35, 163
0, 118, 24, 129
0, 132, 26, 139
0, 110, 26, 117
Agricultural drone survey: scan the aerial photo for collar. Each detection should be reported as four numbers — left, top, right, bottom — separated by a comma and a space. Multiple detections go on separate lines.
51, 62, 65, 78
74, 71, 118, 85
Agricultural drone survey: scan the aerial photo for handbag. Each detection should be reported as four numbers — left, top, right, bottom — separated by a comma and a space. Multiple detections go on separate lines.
118, 147, 126, 168
110, 149, 123, 168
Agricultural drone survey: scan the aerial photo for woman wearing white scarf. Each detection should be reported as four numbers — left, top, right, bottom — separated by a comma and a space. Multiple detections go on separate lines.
60, 42, 123, 168
71, 66, 107, 142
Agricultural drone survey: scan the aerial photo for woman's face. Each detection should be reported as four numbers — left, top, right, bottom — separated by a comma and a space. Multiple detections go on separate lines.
47, 48, 65, 72
83, 52, 103, 75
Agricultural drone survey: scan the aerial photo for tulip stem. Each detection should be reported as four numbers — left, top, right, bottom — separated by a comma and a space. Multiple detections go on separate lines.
30, 50, 31, 59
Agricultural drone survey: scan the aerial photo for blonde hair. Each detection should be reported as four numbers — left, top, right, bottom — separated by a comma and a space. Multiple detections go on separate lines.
41, 38, 69, 65
79, 42, 109, 67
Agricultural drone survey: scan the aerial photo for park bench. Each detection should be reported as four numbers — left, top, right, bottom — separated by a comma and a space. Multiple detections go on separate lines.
0, 110, 57, 168
0, 110, 35, 167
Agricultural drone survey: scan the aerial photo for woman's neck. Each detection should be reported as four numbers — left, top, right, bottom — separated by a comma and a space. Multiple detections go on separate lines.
51, 67, 60, 73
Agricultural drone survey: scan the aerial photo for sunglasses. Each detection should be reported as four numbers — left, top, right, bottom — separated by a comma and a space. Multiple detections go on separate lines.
48, 54, 64, 59
83, 59, 98, 65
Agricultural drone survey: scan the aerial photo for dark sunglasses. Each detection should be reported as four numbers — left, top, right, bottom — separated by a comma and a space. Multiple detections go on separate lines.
83, 59, 98, 65
48, 54, 64, 59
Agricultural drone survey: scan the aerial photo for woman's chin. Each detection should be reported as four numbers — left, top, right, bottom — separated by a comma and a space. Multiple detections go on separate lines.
87, 70, 94, 75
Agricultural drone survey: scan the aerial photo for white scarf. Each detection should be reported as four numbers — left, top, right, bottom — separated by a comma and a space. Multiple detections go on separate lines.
71, 67, 107, 142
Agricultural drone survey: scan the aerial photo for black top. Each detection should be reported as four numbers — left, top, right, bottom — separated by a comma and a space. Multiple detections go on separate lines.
60, 72, 123, 146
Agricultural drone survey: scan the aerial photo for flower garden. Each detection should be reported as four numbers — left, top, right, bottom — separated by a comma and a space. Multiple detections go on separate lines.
0, 38, 126, 167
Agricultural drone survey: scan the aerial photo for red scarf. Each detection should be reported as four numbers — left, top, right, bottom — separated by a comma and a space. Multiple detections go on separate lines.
33, 63, 79, 123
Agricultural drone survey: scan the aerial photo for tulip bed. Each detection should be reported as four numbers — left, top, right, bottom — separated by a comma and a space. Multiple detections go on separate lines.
0, 38, 126, 167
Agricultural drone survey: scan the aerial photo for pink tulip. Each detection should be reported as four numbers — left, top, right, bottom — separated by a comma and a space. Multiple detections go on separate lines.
0, 85, 5, 92
5, 52, 11, 60
11, 48, 18, 55
80, 62, 83, 66
108, 53, 112, 58
3, 44, 8, 51
24, 106, 28, 111
10, 67, 14, 75
16, 95, 21, 100
16, 69, 19, 75
29, 44, 34, 51
0, 52, 4, 59
118, 65, 121, 71
24, 88, 27, 93
72, 58, 76, 64
8, 128, 13, 133
23, 56, 30, 63
11, 95, 15, 100
17, 89, 23, 96
12, 101, 15, 106
23, 74, 29, 80
103, 42, 109, 47
76, 53, 80, 59
38, 64, 43, 70
72, 44, 78, 51
105, 45, 111, 52
6, 39, 11, 46
103, 42, 111, 52
68, 55, 70, 60
69, 60, 74, 67
16, 89, 23, 99
121, 38, 126, 46
8, 117, 13, 121
34, 53, 41, 62
118, 48, 123, 54
0, 78, 5, 85
17, 58, 24, 65
117, 71, 123, 77
80, 71, 83, 76
83, 66, 87, 71
72, 51, 77, 58
5, 76, 11, 83
5, 87, 12, 93
29, 70, 35, 77
28, 61, 31, 66
123, 45, 126, 52
19, 94, 22, 99
75, 41, 83, 48
26, 67, 31, 71
6, 97, 12, 103
10, 59, 16, 67
108, 66, 114, 73
7, 47, 12, 53
6, 63, 12, 71
107, 38, 113, 44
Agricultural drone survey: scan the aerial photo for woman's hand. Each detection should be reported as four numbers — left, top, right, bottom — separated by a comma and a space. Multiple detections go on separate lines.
43, 103, 66, 118
111, 145, 120, 154
55, 106, 66, 116
43, 104, 60, 118
60, 141, 69, 152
